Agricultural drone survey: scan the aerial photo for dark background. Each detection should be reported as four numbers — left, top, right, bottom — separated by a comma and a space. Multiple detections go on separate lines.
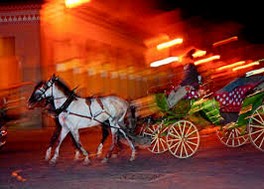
1, 0, 263, 44
156, 0, 263, 44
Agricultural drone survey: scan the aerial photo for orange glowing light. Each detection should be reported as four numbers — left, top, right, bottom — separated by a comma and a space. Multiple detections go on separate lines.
65, 0, 91, 8
213, 36, 238, 47
156, 38, 183, 50
216, 61, 245, 71
150, 56, 179, 67
194, 55, 220, 65
192, 50, 206, 58
232, 62, 260, 71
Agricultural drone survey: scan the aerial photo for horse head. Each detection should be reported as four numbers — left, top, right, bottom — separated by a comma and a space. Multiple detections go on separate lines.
27, 74, 58, 109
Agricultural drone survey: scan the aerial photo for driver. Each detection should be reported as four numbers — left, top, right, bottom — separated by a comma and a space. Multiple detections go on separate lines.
167, 48, 202, 108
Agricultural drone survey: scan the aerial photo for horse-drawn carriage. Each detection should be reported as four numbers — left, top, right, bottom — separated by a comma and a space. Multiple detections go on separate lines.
131, 73, 264, 159
27, 73, 264, 164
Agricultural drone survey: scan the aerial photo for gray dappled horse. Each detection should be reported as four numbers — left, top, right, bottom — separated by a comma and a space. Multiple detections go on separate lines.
28, 74, 137, 165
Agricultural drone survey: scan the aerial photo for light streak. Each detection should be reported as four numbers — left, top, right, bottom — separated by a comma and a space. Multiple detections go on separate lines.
232, 62, 260, 71
216, 61, 245, 71
192, 50, 206, 58
65, 0, 91, 8
194, 55, 220, 65
213, 36, 238, 47
246, 67, 264, 77
150, 57, 179, 67
156, 38, 183, 50
211, 72, 230, 79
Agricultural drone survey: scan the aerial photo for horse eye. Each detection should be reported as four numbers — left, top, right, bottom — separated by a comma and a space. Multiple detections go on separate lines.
35, 93, 42, 101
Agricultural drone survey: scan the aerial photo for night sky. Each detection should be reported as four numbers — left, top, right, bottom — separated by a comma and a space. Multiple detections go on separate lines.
156, 0, 263, 44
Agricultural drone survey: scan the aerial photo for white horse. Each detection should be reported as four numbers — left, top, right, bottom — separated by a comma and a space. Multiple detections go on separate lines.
28, 74, 136, 165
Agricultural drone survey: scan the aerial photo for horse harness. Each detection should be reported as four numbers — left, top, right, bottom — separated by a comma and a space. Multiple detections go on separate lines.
40, 76, 119, 128
49, 92, 113, 126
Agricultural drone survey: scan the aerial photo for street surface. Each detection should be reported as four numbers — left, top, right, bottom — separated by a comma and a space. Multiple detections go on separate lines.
1, 126, 264, 189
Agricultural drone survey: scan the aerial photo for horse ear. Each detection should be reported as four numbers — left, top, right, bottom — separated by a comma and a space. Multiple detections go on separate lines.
52, 73, 59, 80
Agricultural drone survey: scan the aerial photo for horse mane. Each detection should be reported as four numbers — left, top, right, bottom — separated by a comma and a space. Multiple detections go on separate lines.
35, 81, 45, 89
54, 77, 78, 98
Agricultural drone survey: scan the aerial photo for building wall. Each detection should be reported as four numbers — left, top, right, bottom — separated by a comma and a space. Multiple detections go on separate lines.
0, 4, 42, 128
40, 1, 152, 100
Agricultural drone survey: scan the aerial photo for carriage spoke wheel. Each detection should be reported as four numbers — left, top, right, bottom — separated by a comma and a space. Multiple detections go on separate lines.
216, 125, 249, 147
143, 122, 168, 154
166, 120, 200, 159
248, 104, 264, 151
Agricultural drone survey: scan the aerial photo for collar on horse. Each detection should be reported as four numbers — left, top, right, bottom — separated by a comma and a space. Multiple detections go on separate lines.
52, 90, 76, 116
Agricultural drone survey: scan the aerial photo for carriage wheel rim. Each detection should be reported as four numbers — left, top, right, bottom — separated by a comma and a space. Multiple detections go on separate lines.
216, 127, 249, 147
166, 120, 200, 159
248, 104, 264, 151
143, 123, 168, 154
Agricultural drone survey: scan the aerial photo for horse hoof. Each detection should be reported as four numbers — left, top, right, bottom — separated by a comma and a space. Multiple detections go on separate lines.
83, 160, 91, 165
74, 158, 80, 162
96, 153, 102, 159
83, 157, 91, 165
101, 158, 108, 164
111, 154, 118, 159
49, 159, 56, 165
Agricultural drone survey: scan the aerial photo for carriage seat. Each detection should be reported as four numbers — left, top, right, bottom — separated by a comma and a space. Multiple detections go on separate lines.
214, 84, 255, 112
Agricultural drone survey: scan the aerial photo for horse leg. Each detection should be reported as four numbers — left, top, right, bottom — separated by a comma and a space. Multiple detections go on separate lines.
68, 128, 91, 165
96, 121, 110, 158
101, 128, 118, 163
49, 126, 69, 165
118, 128, 136, 161
46, 119, 80, 161
45, 123, 61, 161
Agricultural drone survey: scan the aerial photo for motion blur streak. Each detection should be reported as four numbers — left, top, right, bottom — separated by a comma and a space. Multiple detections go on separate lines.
65, 0, 91, 8
150, 57, 179, 67
156, 38, 183, 50
212, 36, 238, 47
232, 62, 260, 71
194, 55, 220, 65
216, 61, 245, 71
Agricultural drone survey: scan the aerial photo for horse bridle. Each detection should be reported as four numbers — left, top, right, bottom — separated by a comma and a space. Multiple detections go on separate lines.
37, 76, 114, 126
36, 76, 58, 101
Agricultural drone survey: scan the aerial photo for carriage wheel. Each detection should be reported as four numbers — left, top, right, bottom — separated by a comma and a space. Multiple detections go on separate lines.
143, 122, 169, 154
248, 104, 264, 151
166, 120, 200, 159
216, 125, 248, 147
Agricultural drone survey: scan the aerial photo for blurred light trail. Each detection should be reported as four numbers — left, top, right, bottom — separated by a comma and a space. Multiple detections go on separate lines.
192, 50, 206, 58
211, 71, 232, 79
65, 0, 91, 8
212, 36, 238, 47
232, 62, 260, 71
246, 67, 264, 77
216, 61, 245, 71
194, 55, 220, 65
156, 38, 183, 50
150, 56, 179, 67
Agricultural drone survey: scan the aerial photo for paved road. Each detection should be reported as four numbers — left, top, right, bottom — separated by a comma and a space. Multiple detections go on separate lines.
1, 126, 264, 189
